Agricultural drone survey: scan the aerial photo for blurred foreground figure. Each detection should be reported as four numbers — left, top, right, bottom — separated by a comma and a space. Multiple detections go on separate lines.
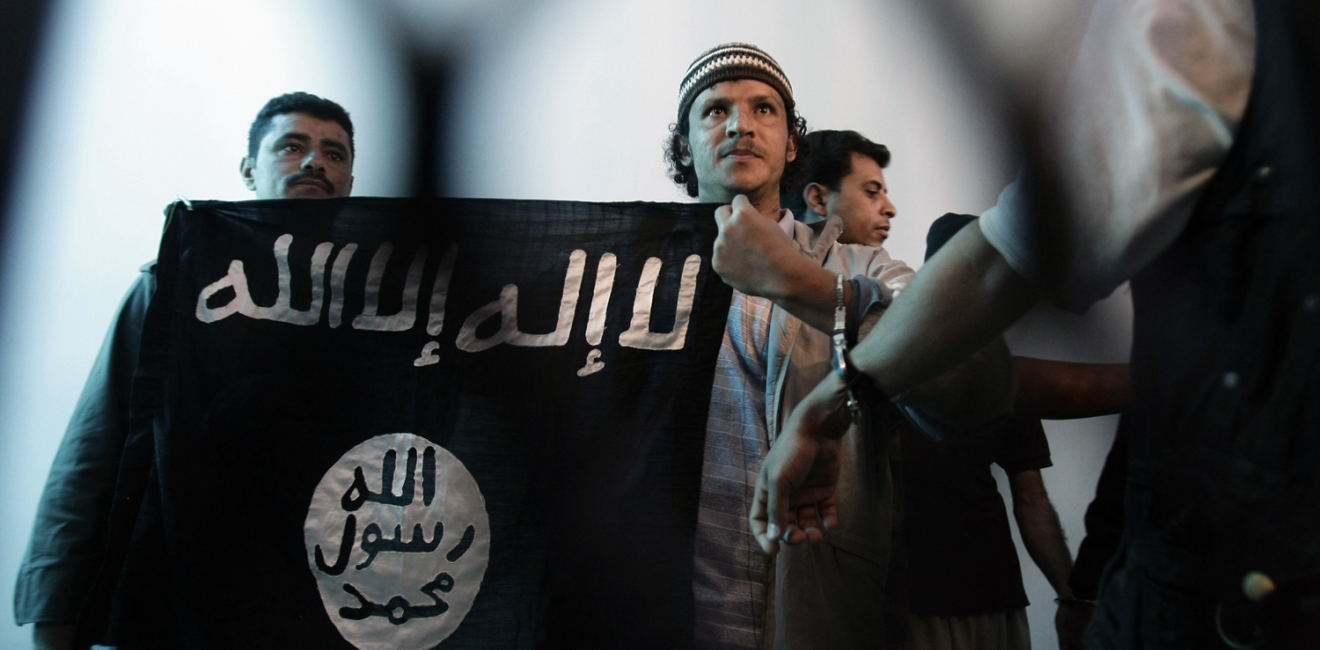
15, 92, 355, 650
754, 0, 1320, 647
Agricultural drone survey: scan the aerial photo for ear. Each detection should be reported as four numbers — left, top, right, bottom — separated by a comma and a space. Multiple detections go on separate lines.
803, 183, 830, 217
677, 137, 693, 166
785, 131, 798, 163
240, 156, 257, 191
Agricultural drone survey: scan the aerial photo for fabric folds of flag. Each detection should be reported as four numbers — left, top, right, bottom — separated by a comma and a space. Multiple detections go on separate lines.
87, 198, 733, 649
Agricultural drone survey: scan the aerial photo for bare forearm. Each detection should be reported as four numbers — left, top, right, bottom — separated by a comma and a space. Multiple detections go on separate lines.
1015, 500, 1074, 596
765, 256, 854, 334
1014, 358, 1131, 419
850, 224, 1039, 395
33, 623, 75, 650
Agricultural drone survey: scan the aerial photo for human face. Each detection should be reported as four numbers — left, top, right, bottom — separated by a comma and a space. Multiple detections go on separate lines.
241, 112, 354, 199
816, 153, 896, 248
680, 79, 796, 204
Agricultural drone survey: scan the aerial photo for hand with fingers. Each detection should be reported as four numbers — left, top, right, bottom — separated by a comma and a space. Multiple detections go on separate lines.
712, 195, 801, 300
750, 373, 853, 555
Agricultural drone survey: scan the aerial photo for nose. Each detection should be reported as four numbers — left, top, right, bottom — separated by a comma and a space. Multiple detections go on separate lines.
883, 195, 897, 219
301, 151, 324, 172
725, 108, 750, 139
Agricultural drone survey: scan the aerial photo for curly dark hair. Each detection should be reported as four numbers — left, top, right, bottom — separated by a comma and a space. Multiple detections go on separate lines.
247, 92, 355, 159
665, 106, 810, 199
782, 130, 890, 215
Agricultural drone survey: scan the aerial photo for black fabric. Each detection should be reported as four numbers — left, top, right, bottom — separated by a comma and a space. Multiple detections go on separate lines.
1090, 0, 1320, 645
88, 198, 733, 649
897, 411, 1051, 616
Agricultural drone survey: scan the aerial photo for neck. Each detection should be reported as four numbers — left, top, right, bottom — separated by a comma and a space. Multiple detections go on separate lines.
700, 183, 783, 220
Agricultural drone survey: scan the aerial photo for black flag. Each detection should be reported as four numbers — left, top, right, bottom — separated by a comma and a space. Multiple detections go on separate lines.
93, 198, 732, 649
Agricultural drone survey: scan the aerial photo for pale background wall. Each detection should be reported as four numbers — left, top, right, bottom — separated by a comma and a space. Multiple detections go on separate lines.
0, 1, 413, 646
0, 1, 1120, 648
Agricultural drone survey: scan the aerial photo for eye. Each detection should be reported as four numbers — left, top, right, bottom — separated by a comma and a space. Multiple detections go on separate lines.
706, 106, 725, 118
328, 151, 344, 162
757, 103, 774, 114
281, 143, 302, 154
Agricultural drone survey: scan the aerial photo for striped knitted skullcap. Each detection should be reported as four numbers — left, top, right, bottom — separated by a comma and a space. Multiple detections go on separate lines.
677, 42, 794, 126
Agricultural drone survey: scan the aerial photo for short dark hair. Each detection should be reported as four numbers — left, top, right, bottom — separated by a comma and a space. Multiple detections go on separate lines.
925, 213, 978, 261
783, 130, 890, 215
247, 92, 355, 160
664, 100, 811, 199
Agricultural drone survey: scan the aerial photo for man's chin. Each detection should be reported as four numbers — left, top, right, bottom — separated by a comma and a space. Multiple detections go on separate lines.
719, 174, 776, 199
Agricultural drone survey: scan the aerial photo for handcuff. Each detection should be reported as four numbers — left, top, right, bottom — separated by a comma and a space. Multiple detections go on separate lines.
830, 274, 882, 426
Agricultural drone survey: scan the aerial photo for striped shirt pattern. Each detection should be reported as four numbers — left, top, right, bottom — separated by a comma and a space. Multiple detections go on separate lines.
692, 290, 775, 650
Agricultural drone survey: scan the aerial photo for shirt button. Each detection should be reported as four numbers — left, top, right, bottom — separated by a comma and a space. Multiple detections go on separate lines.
1223, 372, 1241, 390
1303, 294, 1319, 313
1255, 165, 1273, 180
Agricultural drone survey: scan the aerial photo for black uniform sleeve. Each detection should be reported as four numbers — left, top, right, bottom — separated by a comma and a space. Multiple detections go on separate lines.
13, 266, 155, 624
993, 411, 1052, 474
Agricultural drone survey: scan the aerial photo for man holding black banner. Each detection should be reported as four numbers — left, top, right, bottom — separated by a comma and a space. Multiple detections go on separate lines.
668, 44, 1013, 649
15, 91, 356, 650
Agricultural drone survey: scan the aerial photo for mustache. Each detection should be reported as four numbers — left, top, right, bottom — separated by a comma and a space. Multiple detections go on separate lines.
718, 140, 763, 158
287, 171, 334, 194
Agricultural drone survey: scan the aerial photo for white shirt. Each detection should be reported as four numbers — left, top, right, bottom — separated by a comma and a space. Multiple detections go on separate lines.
980, 0, 1256, 310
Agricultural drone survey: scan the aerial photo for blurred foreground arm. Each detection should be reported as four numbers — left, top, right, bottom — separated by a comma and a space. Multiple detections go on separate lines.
850, 220, 1039, 396
752, 224, 1039, 553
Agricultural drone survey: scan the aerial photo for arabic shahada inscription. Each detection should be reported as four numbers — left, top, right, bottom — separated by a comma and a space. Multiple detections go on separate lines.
304, 433, 490, 649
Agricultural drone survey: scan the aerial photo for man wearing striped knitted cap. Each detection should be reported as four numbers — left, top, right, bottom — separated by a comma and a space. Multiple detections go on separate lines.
667, 43, 1014, 649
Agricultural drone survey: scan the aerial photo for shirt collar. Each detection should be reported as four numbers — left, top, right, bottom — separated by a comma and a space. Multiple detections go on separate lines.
778, 209, 796, 238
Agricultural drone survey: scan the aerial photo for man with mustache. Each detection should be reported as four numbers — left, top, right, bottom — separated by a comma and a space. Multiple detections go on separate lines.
16, 92, 355, 650
670, 44, 1012, 650
241, 92, 355, 199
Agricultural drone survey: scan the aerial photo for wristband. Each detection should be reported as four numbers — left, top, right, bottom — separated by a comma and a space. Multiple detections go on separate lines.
831, 274, 882, 425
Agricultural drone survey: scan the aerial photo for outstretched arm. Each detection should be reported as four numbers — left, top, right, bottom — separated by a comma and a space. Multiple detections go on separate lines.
1014, 358, 1131, 419
752, 223, 1040, 552
850, 220, 1039, 395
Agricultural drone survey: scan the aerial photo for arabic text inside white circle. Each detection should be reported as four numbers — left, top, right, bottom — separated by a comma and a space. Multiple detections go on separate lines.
304, 433, 489, 650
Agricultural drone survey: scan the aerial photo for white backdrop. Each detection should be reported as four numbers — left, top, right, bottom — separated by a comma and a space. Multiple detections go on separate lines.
0, 0, 412, 646
0, 1, 1123, 648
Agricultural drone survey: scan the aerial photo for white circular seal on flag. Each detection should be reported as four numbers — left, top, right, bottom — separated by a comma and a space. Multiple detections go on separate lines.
304, 433, 489, 650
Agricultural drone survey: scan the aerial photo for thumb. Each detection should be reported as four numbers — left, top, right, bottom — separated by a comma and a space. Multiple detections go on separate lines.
713, 204, 733, 228
730, 194, 753, 213
764, 464, 797, 551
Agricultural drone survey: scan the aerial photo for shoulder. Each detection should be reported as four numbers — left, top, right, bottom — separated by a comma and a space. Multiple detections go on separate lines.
117, 261, 158, 323
836, 243, 916, 286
